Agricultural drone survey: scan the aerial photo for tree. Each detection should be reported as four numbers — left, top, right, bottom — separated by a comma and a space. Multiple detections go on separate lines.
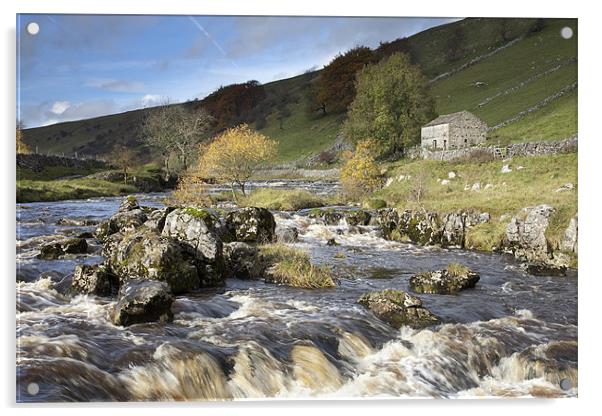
143, 101, 214, 177
309, 46, 376, 116
200, 80, 266, 130
110, 144, 136, 184
446, 27, 466, 62
343, 53, 436, 157
196, 124, 277, 199
340, 139, 382, 200
16, 120, 30, 154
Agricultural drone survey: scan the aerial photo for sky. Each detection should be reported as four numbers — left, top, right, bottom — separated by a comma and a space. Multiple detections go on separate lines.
17, 14, 456, 128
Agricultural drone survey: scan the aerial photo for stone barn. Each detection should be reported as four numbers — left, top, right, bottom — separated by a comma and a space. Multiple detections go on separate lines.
420, 111, 487, 150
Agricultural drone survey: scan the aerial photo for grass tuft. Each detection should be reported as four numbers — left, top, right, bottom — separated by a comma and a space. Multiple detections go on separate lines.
446, 262, 470, 277
259, 243, 336, 289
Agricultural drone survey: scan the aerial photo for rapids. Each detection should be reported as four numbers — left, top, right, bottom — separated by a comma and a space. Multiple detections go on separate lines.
16, 183, 578, 402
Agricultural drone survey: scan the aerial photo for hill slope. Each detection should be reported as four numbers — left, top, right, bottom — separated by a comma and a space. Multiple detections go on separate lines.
22, 17, 577, 165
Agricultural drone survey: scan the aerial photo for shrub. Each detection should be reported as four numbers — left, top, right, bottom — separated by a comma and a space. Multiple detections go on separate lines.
259, 244, 336, 289
241, 188, 325, 211
362, 198, 387, 209
341, 139, 383, 200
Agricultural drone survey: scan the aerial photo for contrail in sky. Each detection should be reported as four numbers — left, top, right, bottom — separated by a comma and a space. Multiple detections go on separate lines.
187, 16, 240, 70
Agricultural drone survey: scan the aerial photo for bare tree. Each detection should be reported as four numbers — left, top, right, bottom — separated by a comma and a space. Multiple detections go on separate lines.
142, 100, 214, 178
16, 120, 30, 154
110, 144, 137, 184
410, 167, 429, 215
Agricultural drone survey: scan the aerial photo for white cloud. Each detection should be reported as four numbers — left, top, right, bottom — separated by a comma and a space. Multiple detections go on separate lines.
140, 94, 163, 108
85, 78, 145, 93
50, 101, 70, 114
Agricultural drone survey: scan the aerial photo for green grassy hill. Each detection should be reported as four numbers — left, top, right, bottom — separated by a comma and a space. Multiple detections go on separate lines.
22, 17, 577, 165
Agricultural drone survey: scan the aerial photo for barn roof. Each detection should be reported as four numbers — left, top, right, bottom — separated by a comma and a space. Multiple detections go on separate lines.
423, 111, 480, 127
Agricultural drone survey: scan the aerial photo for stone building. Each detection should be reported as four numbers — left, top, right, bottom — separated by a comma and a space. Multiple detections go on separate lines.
420, 111, 487, 150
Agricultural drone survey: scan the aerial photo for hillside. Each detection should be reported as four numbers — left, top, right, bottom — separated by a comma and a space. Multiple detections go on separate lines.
22, 17, 577, 165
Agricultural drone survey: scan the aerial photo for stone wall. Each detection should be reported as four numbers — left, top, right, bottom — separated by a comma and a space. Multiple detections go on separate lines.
419, 136, 577, 161
17, 153, 112, 173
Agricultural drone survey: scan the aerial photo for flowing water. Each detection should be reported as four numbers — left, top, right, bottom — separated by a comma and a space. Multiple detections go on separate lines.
16, 183, 578, 402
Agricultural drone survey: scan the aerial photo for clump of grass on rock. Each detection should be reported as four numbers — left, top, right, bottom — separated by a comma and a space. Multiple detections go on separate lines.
259, 244, 336, 289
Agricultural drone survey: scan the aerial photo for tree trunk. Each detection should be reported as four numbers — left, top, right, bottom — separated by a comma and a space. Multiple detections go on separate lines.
231, 183, 238, 202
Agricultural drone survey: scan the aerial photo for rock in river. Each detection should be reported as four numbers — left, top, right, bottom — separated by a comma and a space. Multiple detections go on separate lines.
38, 237, 88, 259
358, 289, 439, 329
111, 279, 174, 326
223, 242, 266, 280
225, 207, 276, 243
410, 265, 480, 294
72, 263, 118, 296
105, 228, 201, 294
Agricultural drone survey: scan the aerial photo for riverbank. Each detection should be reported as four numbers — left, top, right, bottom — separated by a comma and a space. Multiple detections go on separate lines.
17, 162, 175, 203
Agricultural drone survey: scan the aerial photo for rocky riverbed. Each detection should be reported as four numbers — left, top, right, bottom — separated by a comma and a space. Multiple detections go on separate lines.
16, 185, 578, 402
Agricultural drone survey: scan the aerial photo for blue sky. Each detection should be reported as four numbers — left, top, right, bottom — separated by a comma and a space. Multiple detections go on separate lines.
17, 14, 455, 128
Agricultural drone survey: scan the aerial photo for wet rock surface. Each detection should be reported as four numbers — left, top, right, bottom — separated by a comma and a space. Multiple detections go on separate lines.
72, 264, 118, 296
38, 237, 88, 259
223, 242, 266, 280
225, 207, 276, 243
111, 279, 174, 326
358, 289, 440, 329
410, 267, 480, 294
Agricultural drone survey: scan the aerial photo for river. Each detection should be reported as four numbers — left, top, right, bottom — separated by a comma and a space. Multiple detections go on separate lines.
16, 182, 578, 402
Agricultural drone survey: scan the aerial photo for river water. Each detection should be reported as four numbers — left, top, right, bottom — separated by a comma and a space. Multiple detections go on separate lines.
16, 182, 578, 402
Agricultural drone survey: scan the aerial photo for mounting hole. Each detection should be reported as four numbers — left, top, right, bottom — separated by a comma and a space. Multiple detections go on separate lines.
560, 27, 573, 39
27, 382, 39, 395
26, 22, 40, 35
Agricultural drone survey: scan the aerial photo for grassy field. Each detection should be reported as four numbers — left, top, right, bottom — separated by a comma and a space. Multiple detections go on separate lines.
22, 18, 578, 167
16, 163, 165, 203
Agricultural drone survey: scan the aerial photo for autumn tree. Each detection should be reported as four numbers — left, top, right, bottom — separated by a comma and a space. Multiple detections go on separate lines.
340, 139, 382, 200
195, 124, 277, 199
143, 101, 214, 177
200, 80, 266, 130
309, 46, 376, 116
110, 144, 137, 184
16, 120, 30, 154
343, 52, 436, 157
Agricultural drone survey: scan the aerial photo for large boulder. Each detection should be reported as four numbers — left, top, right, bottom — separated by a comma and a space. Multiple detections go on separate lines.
410, 265, 480, 294
162, 208, 224, 286
38, 238, 88, 259
105, 228, 201, 294
111, 279, 174, 326
374, 208, 400, 239
118, 195, 140, 212
223, 242, 267, 280
225, 207, 276, 243
71, 264, 118, 296
398, 210, 442, 246
344, 210, 372, 226
358, 289, 439, 329
561, 214, 578, 255
308, 208, 344, 226
95, 209, 147, 241
143, 207, 176, 232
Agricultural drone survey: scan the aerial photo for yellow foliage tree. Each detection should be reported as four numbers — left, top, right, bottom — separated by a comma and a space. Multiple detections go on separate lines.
16, 121, 30, 154
340, 139, 383, 200
196, 124, 277, 199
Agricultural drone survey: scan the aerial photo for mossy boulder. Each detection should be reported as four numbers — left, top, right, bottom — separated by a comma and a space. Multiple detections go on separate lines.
105, 228, 201, 294
162, 208, 224, 286
143, 207, 176, 232
358, 289, 439, 329
344, 210, 372, 226
410, 264, 480, 294
111, 279, 174, 326
94, 209, 147, 241
71, 263, 118, 296
308, 208, 344, 226
225, 207, 276, 243
223, 242, 267, 280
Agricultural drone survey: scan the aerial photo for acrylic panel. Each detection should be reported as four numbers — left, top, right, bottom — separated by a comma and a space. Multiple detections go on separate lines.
16, 14, 578, 402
